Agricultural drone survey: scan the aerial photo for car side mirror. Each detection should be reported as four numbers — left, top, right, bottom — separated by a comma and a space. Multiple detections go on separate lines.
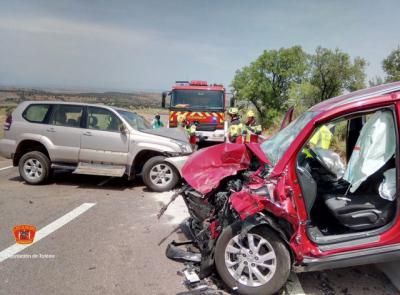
280, 106, 294, 130
119, 124, 127, 134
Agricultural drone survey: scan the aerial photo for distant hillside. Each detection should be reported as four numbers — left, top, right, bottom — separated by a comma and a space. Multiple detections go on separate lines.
0, 88, 161, 109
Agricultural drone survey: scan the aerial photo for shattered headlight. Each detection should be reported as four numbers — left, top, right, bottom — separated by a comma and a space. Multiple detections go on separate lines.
176, 141, 192, 154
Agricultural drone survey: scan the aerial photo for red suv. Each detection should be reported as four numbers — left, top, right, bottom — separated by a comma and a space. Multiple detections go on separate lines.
164, 82, 400, 295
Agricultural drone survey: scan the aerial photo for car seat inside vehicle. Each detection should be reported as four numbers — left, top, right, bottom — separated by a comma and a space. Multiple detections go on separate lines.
54, 111, 67, 126
297, 109, 398, 240
107, 116, 119, 131
323, 192, 395, 231
67, 118, 78, 127
89, 116, 99, 129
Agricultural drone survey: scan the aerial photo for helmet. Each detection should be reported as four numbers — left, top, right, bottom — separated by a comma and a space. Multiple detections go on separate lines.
228, 107, 239, 115
177, 113, 187, 123
246, 110, 255, 117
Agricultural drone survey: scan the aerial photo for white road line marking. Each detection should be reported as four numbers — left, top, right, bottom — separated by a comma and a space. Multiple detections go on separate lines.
0, 202, 96, 263
0, 166, 13, 171
285, 272, 305, 295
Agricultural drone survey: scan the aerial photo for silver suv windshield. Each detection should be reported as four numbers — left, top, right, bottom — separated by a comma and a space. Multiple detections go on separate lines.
117, 110, 152, 130
261, 111, 317, 165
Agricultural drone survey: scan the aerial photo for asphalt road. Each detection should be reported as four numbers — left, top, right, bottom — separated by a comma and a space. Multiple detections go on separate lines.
0, 159, 398, 295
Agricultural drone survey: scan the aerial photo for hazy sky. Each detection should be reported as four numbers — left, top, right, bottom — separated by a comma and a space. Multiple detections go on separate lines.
0, 0, 399, 91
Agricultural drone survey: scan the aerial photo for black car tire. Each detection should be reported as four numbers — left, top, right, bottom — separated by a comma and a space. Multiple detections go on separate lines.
142, 156, 179, 192
18, 151, 51, 185
214, 224, 291, 295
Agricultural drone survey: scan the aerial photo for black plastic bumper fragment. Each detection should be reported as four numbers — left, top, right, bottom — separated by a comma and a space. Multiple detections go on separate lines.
166, 241, 202, 263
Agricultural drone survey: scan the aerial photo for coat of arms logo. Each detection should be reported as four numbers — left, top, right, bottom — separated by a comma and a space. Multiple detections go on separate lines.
13, 225, 36, 244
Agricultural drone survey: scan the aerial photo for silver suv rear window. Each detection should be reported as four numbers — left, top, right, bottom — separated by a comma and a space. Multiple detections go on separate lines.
50, 105, 83, 128
23, 104, 51, 123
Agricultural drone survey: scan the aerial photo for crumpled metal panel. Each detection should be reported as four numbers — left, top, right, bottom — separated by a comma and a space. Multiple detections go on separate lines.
229, 186, 298, 225
182, 143, 251, 194
230, 190, 265, 220
245, 142, 271, 164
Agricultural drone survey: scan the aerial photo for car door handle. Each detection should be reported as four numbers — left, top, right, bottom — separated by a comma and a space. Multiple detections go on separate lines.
83, 131, 92, 136
46, 127, 56, 132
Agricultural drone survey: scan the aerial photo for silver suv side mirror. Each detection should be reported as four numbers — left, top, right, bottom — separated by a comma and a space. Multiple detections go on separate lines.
119, 124, 127, 134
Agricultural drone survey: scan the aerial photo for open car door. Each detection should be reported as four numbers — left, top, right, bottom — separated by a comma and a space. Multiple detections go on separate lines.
280, 107, 294, 130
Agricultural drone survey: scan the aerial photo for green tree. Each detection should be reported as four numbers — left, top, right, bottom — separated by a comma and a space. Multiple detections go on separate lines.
369, 76, 384, 87
310, 47, 367, 102
232, 46, 367, 127
231, 46, 308, 125
287, 81, 319, 115
383, 46, 400, 82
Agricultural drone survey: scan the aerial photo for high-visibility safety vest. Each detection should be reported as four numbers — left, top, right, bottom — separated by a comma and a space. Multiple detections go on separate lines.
185, 124, 196, 135
229, 123, 243, 137
245, 124, 262, 134
310, 125, 333, 149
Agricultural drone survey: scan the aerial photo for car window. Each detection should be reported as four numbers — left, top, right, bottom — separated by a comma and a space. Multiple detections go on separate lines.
50, 105, 83, 127
23, 104, 51, 123
310, 120, 347, 161
87, 107, 122, 132
298, 108, 396, 191
261, 111, 317, 165
117, 110, 152, 130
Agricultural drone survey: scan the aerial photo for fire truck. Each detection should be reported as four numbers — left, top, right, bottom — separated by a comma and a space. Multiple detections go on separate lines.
162, 80, 231, 143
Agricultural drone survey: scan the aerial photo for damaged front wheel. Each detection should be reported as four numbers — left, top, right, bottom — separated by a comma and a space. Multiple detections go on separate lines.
214, 224, 290, 295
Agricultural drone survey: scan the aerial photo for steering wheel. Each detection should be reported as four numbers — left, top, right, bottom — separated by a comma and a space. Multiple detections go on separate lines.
308, 148, 338, 177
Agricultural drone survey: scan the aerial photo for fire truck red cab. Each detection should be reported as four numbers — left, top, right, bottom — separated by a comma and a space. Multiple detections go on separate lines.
162, 80, 227, 142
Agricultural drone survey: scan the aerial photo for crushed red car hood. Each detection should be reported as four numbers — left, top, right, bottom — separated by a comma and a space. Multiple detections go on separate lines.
182, 143, 251, 194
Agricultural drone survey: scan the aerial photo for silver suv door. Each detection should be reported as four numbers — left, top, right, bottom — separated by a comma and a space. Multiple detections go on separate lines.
79, 106, 129, 165
45, 104, 84, 162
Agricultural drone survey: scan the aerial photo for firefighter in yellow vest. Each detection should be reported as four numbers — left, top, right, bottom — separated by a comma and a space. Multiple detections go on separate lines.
309, 125, 333, 149
228, 107, 241, 125
244, 110, 262, 134
227, 107, 243, 142
177, 113, 196, 136
303, 125, 333, 158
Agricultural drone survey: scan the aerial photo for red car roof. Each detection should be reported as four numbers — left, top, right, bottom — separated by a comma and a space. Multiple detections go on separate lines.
310, 81, 400, 112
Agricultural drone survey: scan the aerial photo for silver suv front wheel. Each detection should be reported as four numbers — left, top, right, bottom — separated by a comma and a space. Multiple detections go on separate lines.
142, 156, 179, 192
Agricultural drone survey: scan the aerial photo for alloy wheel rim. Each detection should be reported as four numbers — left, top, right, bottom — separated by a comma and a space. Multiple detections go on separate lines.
225, 233, 277, 287
23, 158, 43, 180
149, 163, 173, 187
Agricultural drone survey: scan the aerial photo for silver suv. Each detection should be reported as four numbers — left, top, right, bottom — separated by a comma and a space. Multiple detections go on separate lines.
0, 101, 192, 191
